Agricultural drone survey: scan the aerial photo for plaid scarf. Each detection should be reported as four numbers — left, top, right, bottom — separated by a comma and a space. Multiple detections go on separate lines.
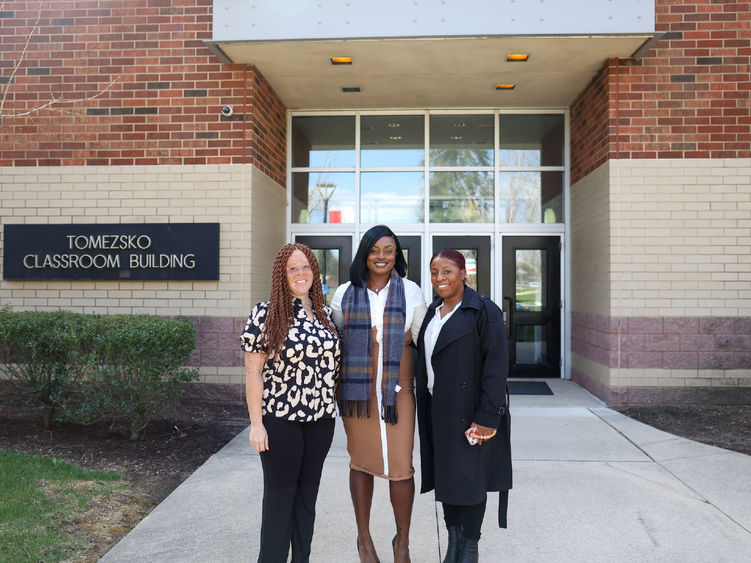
340, 271, 406, 424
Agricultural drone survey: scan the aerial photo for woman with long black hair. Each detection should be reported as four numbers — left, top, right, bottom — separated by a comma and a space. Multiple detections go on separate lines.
331, 225, 427, 563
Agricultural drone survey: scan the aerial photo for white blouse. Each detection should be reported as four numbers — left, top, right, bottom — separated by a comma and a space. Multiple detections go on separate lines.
423, 300, 462, 395
330, 278, 427, 347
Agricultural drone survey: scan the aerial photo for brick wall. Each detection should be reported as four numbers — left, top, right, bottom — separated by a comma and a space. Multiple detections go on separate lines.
571, 0, 751, 184
569, 0, 751, 402
573, 312, 751, 374
0, 0, 287, 184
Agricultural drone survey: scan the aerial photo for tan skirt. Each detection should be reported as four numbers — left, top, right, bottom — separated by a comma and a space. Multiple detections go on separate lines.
342, 328, 415, 481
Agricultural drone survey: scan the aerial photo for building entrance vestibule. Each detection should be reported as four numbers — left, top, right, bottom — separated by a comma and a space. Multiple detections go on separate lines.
295, 234, 562, 378
289, 110, 567, 377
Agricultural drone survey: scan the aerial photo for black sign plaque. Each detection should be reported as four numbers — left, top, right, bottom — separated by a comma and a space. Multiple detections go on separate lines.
3, 223, 220, 281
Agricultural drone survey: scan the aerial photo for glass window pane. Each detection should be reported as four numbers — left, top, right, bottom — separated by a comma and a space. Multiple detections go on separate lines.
430, 115, 493, 166
292, 172, 355, 224
515, 250, 546, 312
361, 115, 425, 167
499, 171, 563, 224
429, 172, 493, 223
515, 325, 547, 364
310, 248, 340, 305
360, 172, 424, 224
499, 114, 564, 167
291, 116, 355, 168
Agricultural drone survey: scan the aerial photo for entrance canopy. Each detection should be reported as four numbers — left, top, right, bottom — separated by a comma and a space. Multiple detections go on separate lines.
206, 0, 657, 109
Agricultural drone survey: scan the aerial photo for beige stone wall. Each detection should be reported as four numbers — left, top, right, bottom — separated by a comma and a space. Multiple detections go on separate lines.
0, 164, 285, 317
571, 158, 751, 397
1, 163, 286, 385
610, 158, 751, 317
571, 160, 612, 318
247, 166, 287, 310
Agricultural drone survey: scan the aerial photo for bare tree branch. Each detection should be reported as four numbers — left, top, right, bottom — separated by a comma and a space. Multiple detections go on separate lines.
0, 1, 121, 119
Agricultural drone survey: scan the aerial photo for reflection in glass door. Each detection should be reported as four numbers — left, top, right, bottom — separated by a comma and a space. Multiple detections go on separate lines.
432, 236, 491, 297
502, 236, 560, 378
294, 236, 351, 305
397, 235, 421, 287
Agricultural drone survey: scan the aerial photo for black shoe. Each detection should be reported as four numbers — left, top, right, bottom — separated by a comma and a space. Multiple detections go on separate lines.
443, 525, 463, 563
459, 536, 479, 563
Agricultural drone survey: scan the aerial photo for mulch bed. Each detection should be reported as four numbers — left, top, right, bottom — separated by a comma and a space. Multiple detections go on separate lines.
616, 404, 751, 457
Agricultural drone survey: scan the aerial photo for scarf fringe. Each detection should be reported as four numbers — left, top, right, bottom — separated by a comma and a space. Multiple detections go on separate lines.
339, 399, 370, 419
382, 404, 398, 425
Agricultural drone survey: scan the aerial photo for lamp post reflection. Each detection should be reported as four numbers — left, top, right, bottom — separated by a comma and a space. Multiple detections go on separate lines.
315, 182, 337, 293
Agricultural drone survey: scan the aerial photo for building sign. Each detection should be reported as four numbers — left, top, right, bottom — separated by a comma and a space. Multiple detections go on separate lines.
3, 223, 220, 281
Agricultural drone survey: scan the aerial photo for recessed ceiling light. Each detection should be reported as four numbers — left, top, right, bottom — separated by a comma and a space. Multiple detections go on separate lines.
387, 122, 401, 128
330, 57, 353, 65
389, 136, 403, 141
506, 53, 529, 62
495, 84, 516, 90
341, 86, 361, 93
453, 121, 466, 128
450, 135, 463, 141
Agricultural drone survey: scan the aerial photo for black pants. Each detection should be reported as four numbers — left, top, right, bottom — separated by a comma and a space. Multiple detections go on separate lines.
257, 416, 335, 563
442, 496, 488, 541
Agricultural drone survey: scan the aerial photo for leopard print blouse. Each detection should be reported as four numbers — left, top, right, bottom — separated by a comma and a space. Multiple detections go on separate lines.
240, 299, 340, 421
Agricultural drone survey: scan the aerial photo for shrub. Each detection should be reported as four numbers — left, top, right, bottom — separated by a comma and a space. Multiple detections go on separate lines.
0, 309, 200, 439
67, 315, 199, 440
0, 309, 97, 428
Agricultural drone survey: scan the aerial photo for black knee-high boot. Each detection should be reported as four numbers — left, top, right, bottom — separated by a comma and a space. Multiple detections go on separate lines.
443, 525, 463, 563
459, 536, 479, 563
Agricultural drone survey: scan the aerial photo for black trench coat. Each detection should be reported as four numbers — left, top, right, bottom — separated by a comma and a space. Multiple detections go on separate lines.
415, 286, 512, 526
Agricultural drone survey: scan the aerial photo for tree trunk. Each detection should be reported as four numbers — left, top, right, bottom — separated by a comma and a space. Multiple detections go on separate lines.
42, 406, 54, 429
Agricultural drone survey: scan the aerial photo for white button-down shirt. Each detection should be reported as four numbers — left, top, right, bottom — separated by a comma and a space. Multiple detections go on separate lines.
423, 300, 462, 395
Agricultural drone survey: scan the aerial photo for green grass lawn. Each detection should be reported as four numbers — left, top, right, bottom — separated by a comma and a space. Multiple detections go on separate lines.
0, 450, 121, 563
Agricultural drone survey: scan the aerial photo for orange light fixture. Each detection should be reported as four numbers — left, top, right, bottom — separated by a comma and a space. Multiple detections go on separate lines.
330, 57, 353, 65
495, 84, 516, 90
505, 53, 529, 62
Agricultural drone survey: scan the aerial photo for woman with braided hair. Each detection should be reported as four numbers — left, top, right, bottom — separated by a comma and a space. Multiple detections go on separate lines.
240, 242, 340, 563
331, 225, 427, 563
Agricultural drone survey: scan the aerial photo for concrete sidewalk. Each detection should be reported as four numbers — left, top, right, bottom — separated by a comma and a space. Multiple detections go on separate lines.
101, 380, 751, 562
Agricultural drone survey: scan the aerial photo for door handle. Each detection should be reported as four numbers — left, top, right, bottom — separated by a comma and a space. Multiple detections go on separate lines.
503, 296, 514, 341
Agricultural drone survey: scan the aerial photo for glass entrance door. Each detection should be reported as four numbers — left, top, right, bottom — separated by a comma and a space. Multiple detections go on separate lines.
502, 236, 560, 378
431, 236, 491, 297
294, 235, 351, 305
397, 235, 422, 287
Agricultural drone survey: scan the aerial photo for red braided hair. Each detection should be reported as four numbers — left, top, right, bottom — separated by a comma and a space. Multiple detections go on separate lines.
263, 243, 337, 356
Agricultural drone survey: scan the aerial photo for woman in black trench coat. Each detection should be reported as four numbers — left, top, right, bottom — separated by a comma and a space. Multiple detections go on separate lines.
415, 249, 512, 563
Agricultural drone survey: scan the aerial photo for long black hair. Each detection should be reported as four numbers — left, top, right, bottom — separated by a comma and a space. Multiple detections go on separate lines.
349, 225, 407, 287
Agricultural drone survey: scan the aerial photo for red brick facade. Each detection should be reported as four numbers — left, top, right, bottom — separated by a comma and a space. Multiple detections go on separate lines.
0, 0, 286, 184
571, 0, 751, 184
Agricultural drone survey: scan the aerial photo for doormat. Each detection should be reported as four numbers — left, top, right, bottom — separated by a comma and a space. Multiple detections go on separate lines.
508, 381, 553, 395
